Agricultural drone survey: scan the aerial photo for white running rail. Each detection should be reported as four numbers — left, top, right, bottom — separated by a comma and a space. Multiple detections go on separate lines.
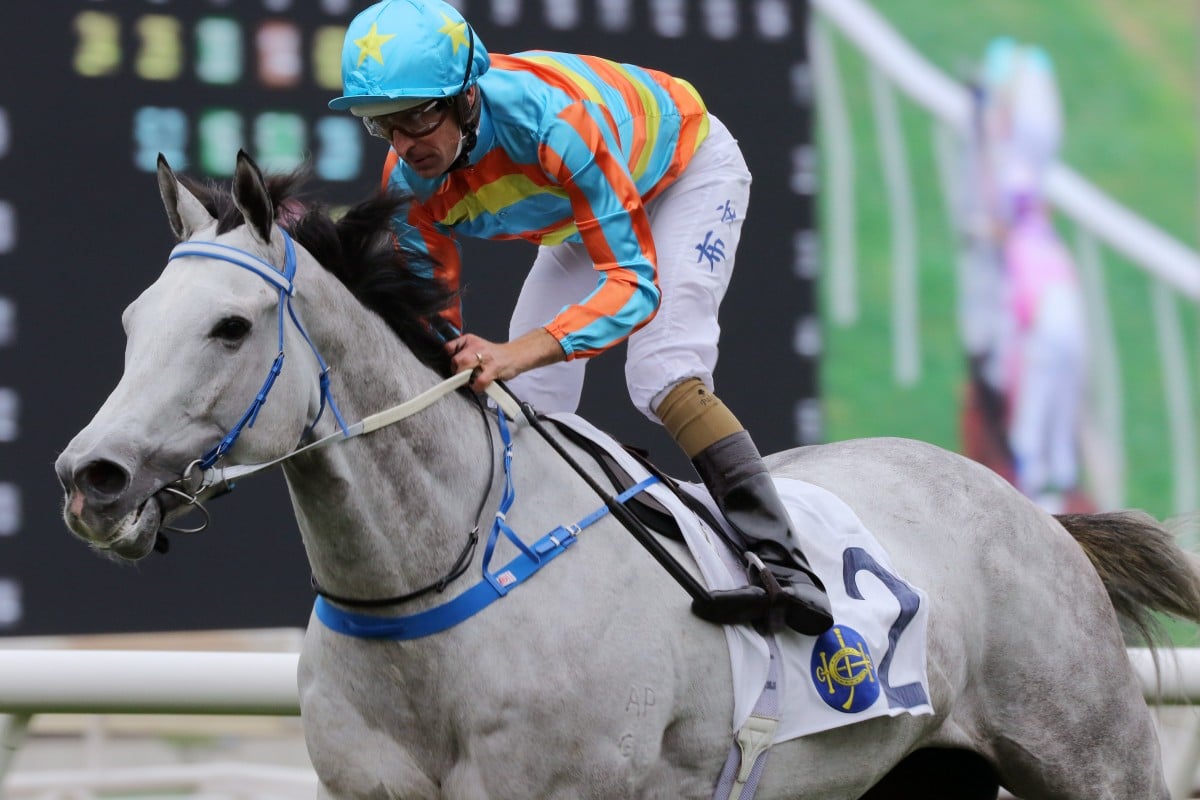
0, 650, 300, 715
0, 650, 309, 798
0, 647, 1188, 713
0, 652, 1185, 714
0, 648, 1192, 798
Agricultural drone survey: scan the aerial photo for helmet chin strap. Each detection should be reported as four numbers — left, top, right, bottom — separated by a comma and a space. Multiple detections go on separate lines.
444, 96, 479, 174
444, 26, 480, 175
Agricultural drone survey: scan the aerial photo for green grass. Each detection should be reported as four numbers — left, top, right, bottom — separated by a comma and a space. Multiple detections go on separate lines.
819, 0, 1199, 521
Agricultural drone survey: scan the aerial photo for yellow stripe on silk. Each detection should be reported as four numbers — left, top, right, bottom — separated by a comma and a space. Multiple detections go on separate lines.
525, 55, 605, 104
693, 114, 711, 153
440, 174, 568, 225
676, 78, 711, 152
608, 63, 661, 181
538, 222, 580, 246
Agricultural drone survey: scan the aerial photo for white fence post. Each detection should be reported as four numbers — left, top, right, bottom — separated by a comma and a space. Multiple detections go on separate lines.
0, 713, 30, 788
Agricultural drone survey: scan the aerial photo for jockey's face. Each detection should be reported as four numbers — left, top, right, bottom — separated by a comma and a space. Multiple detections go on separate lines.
388, 87, 475, 179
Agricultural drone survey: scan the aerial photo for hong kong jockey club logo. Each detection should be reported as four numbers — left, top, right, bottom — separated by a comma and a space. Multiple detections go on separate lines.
810, 625, 880, 713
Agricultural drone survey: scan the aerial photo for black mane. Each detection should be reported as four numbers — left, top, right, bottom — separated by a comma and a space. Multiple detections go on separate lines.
177, 170, 457, 375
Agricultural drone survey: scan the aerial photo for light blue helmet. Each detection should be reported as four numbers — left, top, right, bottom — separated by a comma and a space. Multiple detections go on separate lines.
328, 0, 491, 113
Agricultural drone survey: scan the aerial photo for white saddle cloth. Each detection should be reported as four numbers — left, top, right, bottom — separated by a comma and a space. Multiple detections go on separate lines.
547, 413, 934, 743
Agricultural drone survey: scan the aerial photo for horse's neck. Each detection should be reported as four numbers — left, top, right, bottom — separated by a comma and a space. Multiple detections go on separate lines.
284, 286, 495, 604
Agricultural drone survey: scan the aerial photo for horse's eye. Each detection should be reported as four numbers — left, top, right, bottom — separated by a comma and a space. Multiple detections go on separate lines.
211, 316, 252, 342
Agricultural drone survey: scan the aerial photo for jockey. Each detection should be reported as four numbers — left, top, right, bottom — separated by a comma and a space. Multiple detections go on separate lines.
978, 40, 1088, 512
330, 0, 833, 635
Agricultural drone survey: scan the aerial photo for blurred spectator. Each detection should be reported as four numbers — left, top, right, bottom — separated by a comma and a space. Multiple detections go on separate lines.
957, 69, 1014, 486
958, 38, 1093, 513
1002, 183, 1089, 512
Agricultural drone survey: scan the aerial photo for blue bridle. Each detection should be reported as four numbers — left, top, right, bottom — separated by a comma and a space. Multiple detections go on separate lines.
165, 228, 664, 641
166, 229, 351, 470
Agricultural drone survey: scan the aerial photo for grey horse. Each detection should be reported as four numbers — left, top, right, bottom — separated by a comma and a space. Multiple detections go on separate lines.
56, 152, 1200, 799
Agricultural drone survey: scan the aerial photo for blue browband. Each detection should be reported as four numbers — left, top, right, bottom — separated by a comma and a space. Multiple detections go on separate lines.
314, 411, 661, 640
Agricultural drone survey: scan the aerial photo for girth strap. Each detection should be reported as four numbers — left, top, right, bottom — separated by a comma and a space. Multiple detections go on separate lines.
713, 635, 783, 800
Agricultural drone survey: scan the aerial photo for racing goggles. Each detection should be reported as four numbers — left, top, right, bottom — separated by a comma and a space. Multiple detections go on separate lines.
362, 99, 453, 140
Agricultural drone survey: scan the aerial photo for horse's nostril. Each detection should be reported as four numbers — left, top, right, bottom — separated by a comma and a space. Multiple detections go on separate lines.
75, 460, 130, 499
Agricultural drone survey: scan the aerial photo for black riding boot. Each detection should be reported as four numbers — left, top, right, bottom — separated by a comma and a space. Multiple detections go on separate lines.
691, 431, 833, 635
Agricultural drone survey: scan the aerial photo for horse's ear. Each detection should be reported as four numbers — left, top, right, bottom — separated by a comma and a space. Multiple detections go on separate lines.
156, 153, 213, 241
232, 150, 274, 245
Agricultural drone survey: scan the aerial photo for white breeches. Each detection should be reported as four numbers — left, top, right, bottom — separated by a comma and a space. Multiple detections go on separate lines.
1008, 282, 1087, 496
504, 115, 752, 422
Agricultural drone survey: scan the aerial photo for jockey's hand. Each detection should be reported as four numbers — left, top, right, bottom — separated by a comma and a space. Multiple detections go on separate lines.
446, 329, 566, 392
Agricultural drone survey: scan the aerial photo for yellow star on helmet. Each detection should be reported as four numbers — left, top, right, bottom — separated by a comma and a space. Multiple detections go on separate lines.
438, 13, 470, 55
354, 22, 396, 67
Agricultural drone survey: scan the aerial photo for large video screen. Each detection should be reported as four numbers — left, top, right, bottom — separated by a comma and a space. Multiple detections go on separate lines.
0, 1, 812, 635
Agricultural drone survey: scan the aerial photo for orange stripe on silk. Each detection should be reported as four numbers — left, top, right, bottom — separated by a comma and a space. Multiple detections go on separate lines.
381, 153, 461, 318
400, 203, 462, 330
520, 54, 605, 104
489, 53, 591, 102
538, 164, 639, 335
661, 72, 708, 118
640, 71, 711, 198
537, 140, 613, 272
543, 104, 657, 271
584, 57, 648, 171
382, 150, 400, 191
467, 147, 552, 190
537, 107, 659, 346
554, 103, 658, 273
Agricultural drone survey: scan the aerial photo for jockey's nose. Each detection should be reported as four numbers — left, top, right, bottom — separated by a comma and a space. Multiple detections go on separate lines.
69, 458, 131, 503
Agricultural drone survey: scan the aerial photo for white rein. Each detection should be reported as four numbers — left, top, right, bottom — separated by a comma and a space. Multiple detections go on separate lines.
189, 369, 521, 496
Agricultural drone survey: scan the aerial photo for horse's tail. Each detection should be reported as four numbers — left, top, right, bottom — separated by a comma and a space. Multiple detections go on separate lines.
1057, 511, 1200, 644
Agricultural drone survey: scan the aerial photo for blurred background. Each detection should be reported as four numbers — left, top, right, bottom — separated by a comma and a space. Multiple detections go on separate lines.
0, 0, 1196, 796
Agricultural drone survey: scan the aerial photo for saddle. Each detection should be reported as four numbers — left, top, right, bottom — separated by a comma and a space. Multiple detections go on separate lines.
537, 413, 822, 630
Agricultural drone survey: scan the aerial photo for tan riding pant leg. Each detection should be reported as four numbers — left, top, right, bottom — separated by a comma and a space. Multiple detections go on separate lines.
655, 377, 744, 459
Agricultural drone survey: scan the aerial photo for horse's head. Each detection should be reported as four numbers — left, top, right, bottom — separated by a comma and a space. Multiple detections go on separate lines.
55, 151, 329, 560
